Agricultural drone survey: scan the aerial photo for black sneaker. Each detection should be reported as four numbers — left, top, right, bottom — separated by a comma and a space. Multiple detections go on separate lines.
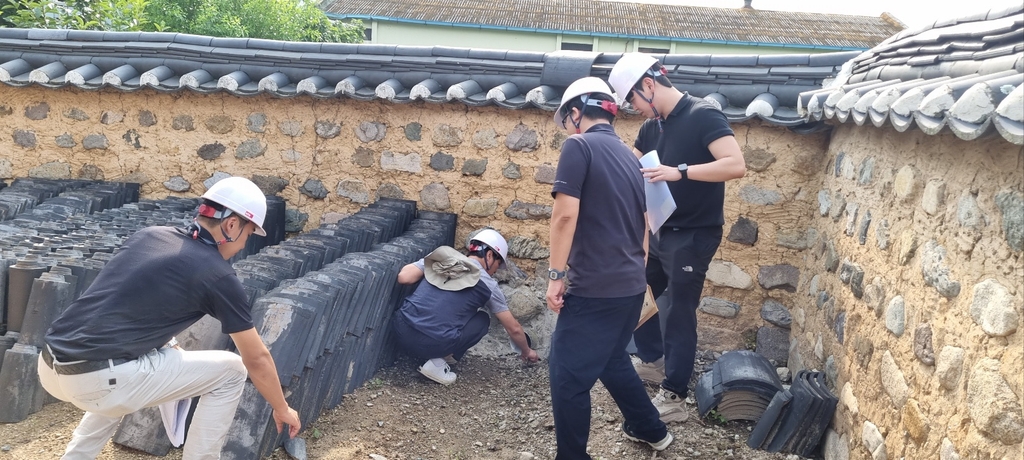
621, 422, 673, 451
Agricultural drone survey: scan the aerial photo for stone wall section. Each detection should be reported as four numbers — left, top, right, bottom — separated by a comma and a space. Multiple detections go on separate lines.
795, 124, 1023, 460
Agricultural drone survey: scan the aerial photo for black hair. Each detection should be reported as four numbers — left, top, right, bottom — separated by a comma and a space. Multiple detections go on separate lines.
632, 61, 673, 91
468, 241, 500, 263
559, 92, 617, 125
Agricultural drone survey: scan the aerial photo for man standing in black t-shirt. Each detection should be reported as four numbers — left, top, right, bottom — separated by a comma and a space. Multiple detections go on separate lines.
610, 54, 746, 424
38, 177, 300, 458
546, 77, 673, 458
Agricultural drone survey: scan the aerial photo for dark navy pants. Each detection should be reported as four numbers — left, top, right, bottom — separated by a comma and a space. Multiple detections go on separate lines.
635, 226, 722, 396
391, 310, 490, 361
549, 292, 667, 460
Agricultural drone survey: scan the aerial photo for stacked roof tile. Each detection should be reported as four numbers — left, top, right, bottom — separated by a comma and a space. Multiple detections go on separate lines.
0, 28, 855, 129
323, 0, 904, 50
799, 5, 1024, 145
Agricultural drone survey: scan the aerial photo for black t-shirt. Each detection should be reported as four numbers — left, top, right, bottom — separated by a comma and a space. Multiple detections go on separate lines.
552, 123, 647, 298
46, 226, 254, 361
634, 94, 735, 229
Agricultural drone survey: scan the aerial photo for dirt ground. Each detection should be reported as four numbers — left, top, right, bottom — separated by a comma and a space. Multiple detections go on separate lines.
0, 354, 793, 460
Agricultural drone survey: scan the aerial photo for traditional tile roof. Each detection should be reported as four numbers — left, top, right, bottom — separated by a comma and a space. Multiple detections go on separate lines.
323, 0, 904, 51
799, 5, 1024, 145
0, 28, 855, 129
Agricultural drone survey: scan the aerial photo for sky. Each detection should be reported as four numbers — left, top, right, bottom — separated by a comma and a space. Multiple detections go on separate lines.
607, 0, 1021, 29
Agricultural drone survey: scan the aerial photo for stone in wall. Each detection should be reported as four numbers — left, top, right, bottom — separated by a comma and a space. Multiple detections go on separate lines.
921, 240, 961, 298
246, 113, 266, 133
352, 147, 374, 167
25, 102, 49, 120
534, 164, 556, 184
508, 236, 549, 260
462, 159, 487, 176
0, 159, 12, 179
913, 323, 934, 365
502, 162, 521, 179
706, 260, 753, 290
101, 111, 123, 124
503, 286, 543, 322
818, 190, 831, 216
956, 191, 985, 229
55, 133, 75, 148
172, 115, 194, 131
862, 421, 886, 460
204, 172, 231, 189
969, 279, 1019, 337
285, 208, 308, 232
839, 153, 855, 180
792, 307, 805, 331
825, 355, 838, 386
380, 151, 422, 173
64, 107, 89, 121
138, 110, 156, 127
844, 202, 859, 236
403, 122, 421, 141
78, 165, 103, 180
863, 277, 885, 317
432, 124, 463, 147
841, 383, 859, 415
829, 192, 847, 222
833, 152, 845, 176
251, 175, 288, 195
163, 176, 190, 192
550, 131, 567, 150
236, 139, 267, 159
893, 165, 920, 201
858, 211, 872, 245
789, 338, 805, 374
463, 198, 498, 217
808, 274, 820, 297
698, 297, 740, 318
885, 295, 906, 337
282, 149, 301, 163
791, 145, 825, 176
278, 120, 303, 137
756, 326, 789, 365
321, 213, 347, 225
880, 350, 909, 407
940, 438, 961, 460
823, 429, 850, 460
744, 148, 776, 172
356, 121, 386, 142
922, 179, 946, 215
123, 129, 142, 149
995, 190, 1024, 252
875, 218, 890, 250
897, 230, 917, 265
727, 216, 758, 245
903, 399, 930, 445
505, 123, 538, 152
967, 358, 1024, 444
0, 105, 11, 116
376, 183, 404, 200
13, 130, 36, 148
855, 336, 873, 369
28, 162, 71, 179
336, 179, 369, 204
116, 171, 150, 184
299, 179, 328, 199
206, 115, 234, 134
197, 143, 226, 160
698, 325, 745, 352
420, 183, 450, 210
739, 185, 782, 205
758, 264, 799, 292
936, 346, 965, 391
834, 312, 846, 344
857, 157, 875, 185
777, 228, 818, 250
315, 120, 341, 139
761, 297, 790, 325
505, 200, 552, 220
472, 128, 498, 149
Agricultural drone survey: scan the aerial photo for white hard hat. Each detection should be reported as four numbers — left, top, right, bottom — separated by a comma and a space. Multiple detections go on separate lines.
554, 77, 616, 129
468, 228, 508, 266
201, 176, 268, 236
608, 53, 660, 105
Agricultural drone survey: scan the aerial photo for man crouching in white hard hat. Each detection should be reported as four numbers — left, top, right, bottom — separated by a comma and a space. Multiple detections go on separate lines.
38, 176, 301, 459
393, 228, 539, 385
546, 77, 673, 458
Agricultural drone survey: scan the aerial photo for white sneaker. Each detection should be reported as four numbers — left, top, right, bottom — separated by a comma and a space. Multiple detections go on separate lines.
631, 356, 665, 383
652, 388, 688, 423
418, 359, 457, 385
621, 422, 674, 451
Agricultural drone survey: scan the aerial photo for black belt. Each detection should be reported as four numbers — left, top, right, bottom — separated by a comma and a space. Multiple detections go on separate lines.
41, 346, 134, 376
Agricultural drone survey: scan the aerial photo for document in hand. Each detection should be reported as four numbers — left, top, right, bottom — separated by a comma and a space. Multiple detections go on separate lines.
159, 398, 192, 447
639, 150, 677, 233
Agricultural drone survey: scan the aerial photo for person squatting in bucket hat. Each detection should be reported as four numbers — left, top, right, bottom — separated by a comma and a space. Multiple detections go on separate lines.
391, 228, 539, 385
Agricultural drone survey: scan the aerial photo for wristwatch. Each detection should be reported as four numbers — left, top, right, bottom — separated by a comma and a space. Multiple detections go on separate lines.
677, 163, 689, 180
547, 268, 566, 281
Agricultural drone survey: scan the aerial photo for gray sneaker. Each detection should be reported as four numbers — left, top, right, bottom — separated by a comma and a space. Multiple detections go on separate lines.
621, 421, 674, 451
652, 388, 688, 423
631, 356, 665, 383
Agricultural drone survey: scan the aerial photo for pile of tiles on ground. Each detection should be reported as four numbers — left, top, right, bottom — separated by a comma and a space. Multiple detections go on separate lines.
695, 350, 785, 422
746, 370, 838, 457
0, 180, 286, 424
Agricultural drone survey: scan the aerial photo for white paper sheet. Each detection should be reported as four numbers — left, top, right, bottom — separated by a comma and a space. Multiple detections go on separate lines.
159, 398, 191, 447
639, 150, 677, 234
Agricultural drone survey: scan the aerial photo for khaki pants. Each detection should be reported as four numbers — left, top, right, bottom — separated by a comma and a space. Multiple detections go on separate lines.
37, 347, 247, 460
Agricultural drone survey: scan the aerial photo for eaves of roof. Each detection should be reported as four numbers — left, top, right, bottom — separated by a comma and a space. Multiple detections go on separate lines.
0, 28, 856, 132
798, 5, 1024, 145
